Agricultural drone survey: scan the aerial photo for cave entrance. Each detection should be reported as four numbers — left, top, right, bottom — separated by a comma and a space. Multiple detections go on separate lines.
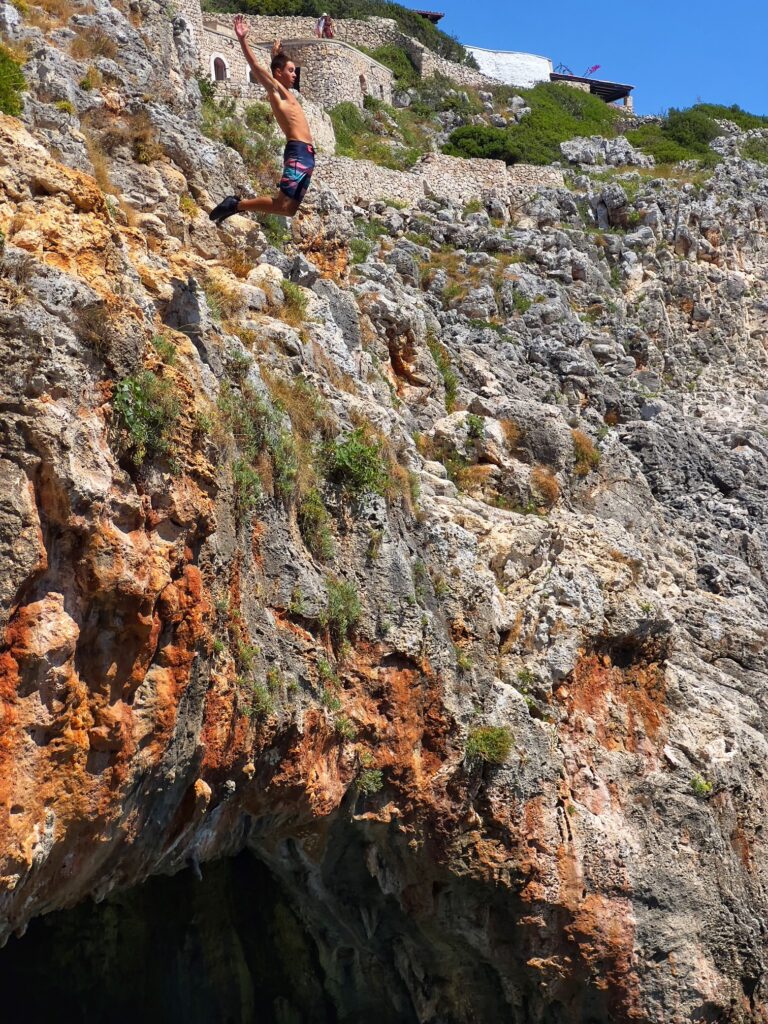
0, 852, 336, 1024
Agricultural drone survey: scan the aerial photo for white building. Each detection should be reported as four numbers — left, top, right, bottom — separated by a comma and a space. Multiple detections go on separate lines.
467, 46, 553, 89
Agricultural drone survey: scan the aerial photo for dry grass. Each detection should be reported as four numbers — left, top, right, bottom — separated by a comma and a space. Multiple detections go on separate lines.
500, 419, 524, 454
71, 27, 118, 60
131, 112, 164, 164
455, 463, 496, 494
278, 280, 308, 329
179, 193, 199, 219
82, 129, 116, 195
531, 465, 560, 510
28, 0, 74, 26
607, 548, 642, 583
0, 37, 29, 63
220, 249, 253, 279
572, 429, 600, 477
0, 253, 35, 306
204, 274, 245, 322
262, 371, 336, 442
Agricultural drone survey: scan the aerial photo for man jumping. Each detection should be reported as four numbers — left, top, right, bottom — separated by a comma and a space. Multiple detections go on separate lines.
209, 14, 315, 225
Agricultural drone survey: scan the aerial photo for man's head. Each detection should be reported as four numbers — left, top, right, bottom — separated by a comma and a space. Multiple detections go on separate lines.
271, 51, 297, 88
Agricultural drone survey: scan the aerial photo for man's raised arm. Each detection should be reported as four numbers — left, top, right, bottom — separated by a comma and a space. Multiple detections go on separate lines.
233, 15, 286, 95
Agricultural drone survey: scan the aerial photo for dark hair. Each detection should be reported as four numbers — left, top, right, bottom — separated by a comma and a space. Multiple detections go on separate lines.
271, 52, 292, 74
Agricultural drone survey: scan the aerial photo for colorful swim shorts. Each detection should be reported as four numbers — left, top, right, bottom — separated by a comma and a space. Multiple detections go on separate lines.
279, 140, 315, 203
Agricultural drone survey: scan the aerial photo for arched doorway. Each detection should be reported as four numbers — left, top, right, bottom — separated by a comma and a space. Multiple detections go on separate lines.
213, 56, 227, 81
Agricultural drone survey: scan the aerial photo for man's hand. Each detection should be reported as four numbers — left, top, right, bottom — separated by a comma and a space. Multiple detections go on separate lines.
234, 14, 248, 41
271, 38, 282, 58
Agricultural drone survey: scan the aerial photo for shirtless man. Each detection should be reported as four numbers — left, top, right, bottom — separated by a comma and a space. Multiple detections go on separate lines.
209, 14, 315, 224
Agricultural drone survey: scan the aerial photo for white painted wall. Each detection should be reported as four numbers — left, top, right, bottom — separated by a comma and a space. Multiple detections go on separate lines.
467, 46, 553, 88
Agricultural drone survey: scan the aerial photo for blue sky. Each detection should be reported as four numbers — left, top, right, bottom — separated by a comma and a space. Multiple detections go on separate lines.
433, 0, 768, 115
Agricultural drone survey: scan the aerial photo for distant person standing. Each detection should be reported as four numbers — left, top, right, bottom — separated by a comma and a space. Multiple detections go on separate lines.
314, 12, 328, 37
322, 14, 335, 37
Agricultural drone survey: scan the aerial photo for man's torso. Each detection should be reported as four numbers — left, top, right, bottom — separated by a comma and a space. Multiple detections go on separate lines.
269, 91, 312, 145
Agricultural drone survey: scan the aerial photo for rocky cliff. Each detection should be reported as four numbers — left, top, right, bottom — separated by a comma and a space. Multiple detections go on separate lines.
3, 1, 768, 1021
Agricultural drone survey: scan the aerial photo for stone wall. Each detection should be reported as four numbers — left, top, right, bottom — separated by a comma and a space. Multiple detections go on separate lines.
279, 39, 392, 109
314, 153, 566, 210
174, 0, 203, 42
314, 156, 425, 207
507, 164, 565, 206
417, 50, 499, 89
467, 46, 553, 88
418, 152, 509, 202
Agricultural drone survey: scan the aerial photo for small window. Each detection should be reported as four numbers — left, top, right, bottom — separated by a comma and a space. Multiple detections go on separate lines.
379, 84, 384, 98
294, 66, 301, 91
213, 57, 227, 82
249, 69, 257, 84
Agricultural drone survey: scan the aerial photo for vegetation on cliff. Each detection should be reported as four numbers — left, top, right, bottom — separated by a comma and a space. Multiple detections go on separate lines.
0, 44, 25, 116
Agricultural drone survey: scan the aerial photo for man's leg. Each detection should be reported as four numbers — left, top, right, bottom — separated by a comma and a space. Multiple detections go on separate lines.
238, 193, 300, 216
209, 191, 299, 223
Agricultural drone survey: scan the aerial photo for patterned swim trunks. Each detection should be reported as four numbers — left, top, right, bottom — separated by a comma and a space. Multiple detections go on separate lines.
279, 140, 315, 204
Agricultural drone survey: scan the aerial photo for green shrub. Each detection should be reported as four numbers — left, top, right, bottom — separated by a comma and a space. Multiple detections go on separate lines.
261, 214, 290, 247
201, 91, 280, 187
280, 279, 308, 327
426, 336, 458, 410
244, 100, 274, 131
356, 767, 383, 794
0, 44, 26, 117
241, 682, 274, 719
334, 714, 357, 740
692, 103, 768, 131
465, 725, 513, 765
232, 457, 262, 522
742, 137, 768, 165
363, 44, 419, 88
444, 82, 618, 165
690, 773, 713, 798
409, 74, 482, 118
466, 413, 484, 440
218, 380, 298, 500
112, 371, 180, 467
151, 334, 177, 365
297, 488, 334, 560
321, 577, 361, 644
627, 107, 722, 165
350, 237, 374, 264
330, 101, 420, 170
323, 427, 390, 497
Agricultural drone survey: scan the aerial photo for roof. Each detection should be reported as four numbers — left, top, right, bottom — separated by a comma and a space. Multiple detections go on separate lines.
414, 10, 444, 22
550, 72, 634, 103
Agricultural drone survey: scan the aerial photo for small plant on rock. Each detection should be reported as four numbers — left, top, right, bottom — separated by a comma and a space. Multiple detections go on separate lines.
321, 577, 361, 647
323, 427, 390, 498
297, 488, 334, 560
465, 726, 513, 765
691, 773, 713, 798
334, 715, 357, 741
572, 429, 600, 477
232, 458, 262, 524
279, 280, 308, 328
112, 370, 180, 468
